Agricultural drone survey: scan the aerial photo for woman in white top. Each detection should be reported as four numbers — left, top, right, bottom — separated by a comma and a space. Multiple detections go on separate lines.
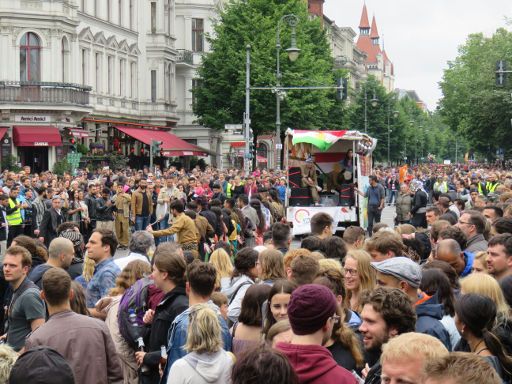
167, 304, 234, 384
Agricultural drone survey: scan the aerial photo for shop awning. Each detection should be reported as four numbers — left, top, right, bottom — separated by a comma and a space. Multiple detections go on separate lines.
230, 141, 245, 148
13, 126, 62, 147
0, 127, 8, 140
115, 126, 209, 157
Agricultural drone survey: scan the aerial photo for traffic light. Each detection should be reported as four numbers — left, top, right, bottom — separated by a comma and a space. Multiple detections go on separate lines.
336, 78, 348, 101
62, 128, 76, 152
151, 140, 163, 155
496, 60, 507, 86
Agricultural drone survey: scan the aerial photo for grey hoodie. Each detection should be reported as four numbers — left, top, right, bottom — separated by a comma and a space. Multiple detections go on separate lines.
166, 350, 233, 384
221, 275, 254, 324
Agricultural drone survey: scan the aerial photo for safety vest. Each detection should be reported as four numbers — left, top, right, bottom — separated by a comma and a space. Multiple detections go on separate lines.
486, 182, 498, 194
6, 198, 22, 226
226, 183, 232, 198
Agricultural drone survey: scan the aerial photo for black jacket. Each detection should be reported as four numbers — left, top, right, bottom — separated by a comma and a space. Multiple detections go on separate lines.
142, 285, 188, 376
95, 198, 115, 221
39, 208, 64, 247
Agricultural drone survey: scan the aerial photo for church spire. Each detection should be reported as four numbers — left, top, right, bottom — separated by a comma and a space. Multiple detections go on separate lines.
370, 15, 379, 45
359, 4, 370, 36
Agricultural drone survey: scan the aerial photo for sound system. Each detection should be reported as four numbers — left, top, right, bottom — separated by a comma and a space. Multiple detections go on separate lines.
288, 167, 302, 188
289, 187, 312, 206
339, 184, 355, 206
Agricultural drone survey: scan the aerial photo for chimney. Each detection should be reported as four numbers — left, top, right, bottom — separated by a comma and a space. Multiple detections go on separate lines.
308, 0, 324, 19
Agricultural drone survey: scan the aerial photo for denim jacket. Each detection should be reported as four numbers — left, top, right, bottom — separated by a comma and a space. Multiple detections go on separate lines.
160, 301, 232, 384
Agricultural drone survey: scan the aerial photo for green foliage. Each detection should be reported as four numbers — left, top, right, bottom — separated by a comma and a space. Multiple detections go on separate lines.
53, 159, 72, 176
76, 143, 89, 155
1, 156, 21, 172
107, 154, 128, 171
194, 0, 340, 138
439, 28, 512, 159
346, 77, 458, 164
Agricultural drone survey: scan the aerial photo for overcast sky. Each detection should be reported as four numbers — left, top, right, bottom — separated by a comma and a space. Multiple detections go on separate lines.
323, 0, 511, 110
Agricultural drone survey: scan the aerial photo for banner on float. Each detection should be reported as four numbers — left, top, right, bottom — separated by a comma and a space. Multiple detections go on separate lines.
286, 206, 358, 236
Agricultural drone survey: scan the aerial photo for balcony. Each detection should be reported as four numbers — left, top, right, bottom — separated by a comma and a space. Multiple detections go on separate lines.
0, 81, 92, 106
176, 49, 194, 65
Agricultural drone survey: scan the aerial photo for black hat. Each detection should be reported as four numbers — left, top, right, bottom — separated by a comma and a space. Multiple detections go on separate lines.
9, 347, 75, 384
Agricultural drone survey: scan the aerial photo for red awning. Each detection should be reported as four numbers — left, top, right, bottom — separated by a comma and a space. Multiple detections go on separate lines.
0, 127, 8, 140
115, 126, 208, 157
230, 141, 245, 148
13, 126, 62, 147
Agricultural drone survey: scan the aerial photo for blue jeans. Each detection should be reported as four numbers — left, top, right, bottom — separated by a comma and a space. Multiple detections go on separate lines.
156, 214, 170, 244
387, 190, 397, 204
135, 215, 150, 231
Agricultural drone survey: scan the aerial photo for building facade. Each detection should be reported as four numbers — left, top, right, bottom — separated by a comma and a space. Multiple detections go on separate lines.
355, 4, 394, 92
0, 0, 212, 172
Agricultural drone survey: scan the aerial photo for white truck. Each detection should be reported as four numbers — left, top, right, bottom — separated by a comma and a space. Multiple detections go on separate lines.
284, 129, 377, 236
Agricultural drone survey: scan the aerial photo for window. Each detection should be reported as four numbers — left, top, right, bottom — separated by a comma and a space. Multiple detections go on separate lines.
192, 18, 204, 52
118, 0, 123, 26
119, 59, 126, 96
61, 37, 70, 82
130, 62, 137, 98
151, 2, 156, 33
151, 70, 157, 102
20, 32, 41, 82
95, 53, 102, 93
107, 0, 112, 21
108, 56, 114, 94
192, 78, 201, 109
81, 48, 88, 85
129, 0, 134, 29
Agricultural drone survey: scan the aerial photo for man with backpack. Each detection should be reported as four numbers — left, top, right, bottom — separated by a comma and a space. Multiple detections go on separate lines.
160, 261, 232, 382
136, 243, 188, 384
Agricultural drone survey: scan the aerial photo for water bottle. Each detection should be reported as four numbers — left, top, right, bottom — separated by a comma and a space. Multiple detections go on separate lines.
128, 309, 137, 325
137, 336, 149, 373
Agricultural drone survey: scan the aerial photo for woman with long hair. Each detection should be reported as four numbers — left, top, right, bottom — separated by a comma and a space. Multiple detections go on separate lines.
472, 251, 489, 274
222, 247, 259, 324
209, 248, 234, 291
314, 271, 365, 372
249, 198, 267, 245
167, 304, 234, 384
455, 293, 512, 382
259, 249, 286, 285
232, 284, 271, 358
343, 250, 376, 315
420, 268, 459, 350
105, 260, 152, 384
70, 281, 89, 316
262, 279, 297, 338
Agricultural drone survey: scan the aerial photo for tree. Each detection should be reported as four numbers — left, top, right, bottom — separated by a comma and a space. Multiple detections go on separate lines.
439, 28, 512, 159
193, 0, 340, 141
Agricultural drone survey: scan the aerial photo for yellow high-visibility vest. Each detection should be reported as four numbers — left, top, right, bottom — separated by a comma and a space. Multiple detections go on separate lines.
6, 198, 22, 226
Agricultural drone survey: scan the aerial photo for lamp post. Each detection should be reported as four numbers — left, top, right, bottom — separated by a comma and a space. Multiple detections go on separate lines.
363, 88, 378, 133
387, 105, 399, 166
275, 14, 300, 170
244, 44, 251, 176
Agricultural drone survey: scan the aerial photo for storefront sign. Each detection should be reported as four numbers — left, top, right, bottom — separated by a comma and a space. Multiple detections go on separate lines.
14, 115, 51, 123
34, 142, 49, 146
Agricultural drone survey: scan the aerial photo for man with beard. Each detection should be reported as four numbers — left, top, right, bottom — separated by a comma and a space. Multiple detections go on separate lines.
131, 179, 153, 231
358, 287, 417, 384
147, 200, 199, 256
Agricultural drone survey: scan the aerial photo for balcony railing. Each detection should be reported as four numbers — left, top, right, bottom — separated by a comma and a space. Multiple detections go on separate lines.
176, 49, 194, 65
0, 81, 92, 106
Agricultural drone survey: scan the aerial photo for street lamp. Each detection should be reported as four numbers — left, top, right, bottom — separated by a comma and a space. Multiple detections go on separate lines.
387, 106, 399, 166
275, 14, 300, 170
364, 88, 378, 133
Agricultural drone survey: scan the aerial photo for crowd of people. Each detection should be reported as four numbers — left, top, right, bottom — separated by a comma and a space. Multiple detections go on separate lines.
0, 162, 512, 383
